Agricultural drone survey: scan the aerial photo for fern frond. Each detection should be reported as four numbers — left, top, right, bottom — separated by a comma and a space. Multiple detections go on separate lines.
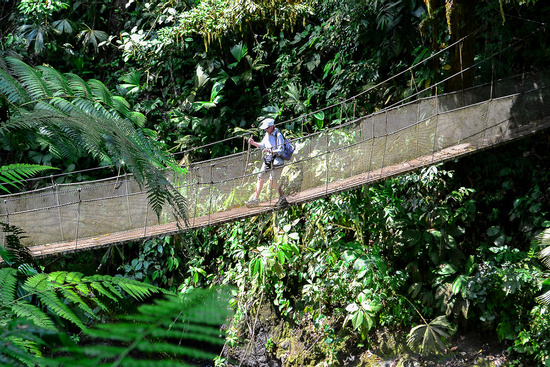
0, 163, 57, 194
88, 79, 113, 106
11, 301, 57, 331
23, 273, 48, 291
0, 67, 30, 105
65, 272, 83, 283
65, 73, 93, 98
0, 318, 53, 367
36, 65, 74, 97
146, 174, 170, 218
58, 287, 98, 319
87, 274, 163, 301
35, 289, 86, 329
0, 267, 17, 305
5, 57, 52, 101
0, 58, 188, 224
87, 281, 121, 303
53, 289, 233, 366
0, 223, 36, 268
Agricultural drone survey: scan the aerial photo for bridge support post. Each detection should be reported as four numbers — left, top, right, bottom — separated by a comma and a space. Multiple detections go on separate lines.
380, 111, 388, 180
143, 200, 148, 237
325, 131, 329, 195
74, 188, 81, 251
1, 200, 8, 247
207, 164, 214, 225
53, 178, 65, 242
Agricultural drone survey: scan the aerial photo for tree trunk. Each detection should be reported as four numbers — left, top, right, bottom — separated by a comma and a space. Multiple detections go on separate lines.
445, 0, 476, 92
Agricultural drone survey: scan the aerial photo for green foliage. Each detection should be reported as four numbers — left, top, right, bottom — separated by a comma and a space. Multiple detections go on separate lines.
0, 56, 187, 220
0, 163, 57, 193
1, 290, 232, 367
0, 222, 166, 334
536, 228, 550, 305
344, 290, 382, 340
118, 236, 182, 291
44, 289, 233, 366
407, 315, 455, 355
0, 318, 57, 367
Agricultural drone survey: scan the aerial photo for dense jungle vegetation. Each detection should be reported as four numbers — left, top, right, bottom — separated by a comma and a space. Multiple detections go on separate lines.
1, 0, 550, 366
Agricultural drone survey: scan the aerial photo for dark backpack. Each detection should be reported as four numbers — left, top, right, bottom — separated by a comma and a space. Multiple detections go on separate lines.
277, 131, 295, 160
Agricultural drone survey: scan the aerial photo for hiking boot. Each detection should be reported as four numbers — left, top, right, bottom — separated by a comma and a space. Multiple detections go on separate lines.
245, 197, 259, 208
275, 196, 288, 208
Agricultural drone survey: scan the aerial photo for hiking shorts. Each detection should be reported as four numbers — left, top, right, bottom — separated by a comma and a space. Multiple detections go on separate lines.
258, 161, 284, 182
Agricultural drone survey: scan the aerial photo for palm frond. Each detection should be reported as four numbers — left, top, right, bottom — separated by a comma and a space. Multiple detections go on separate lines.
536, 228, 550, 305
88, 79, 113, 106
536, 228, 550, 268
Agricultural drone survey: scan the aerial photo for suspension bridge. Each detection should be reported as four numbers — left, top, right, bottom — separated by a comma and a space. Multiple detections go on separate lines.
1, 70, 548, 258
1, 22, 549, 259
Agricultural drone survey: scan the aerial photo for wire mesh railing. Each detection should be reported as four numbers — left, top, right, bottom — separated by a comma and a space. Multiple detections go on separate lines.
1, 70, 549, 256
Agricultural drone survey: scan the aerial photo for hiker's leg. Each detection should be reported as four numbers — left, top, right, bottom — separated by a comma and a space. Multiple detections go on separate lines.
270, 165, 284, 197
255, 177, 265, 198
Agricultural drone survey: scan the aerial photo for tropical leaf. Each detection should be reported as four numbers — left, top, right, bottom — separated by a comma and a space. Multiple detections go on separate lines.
0, 223, 168, 335
407, 315, 455, 355
120, 71, 142, 94
0, 68, 31, 105
77, 25, 108, 53
52, 19, 74, 34
230, 41, 248, 65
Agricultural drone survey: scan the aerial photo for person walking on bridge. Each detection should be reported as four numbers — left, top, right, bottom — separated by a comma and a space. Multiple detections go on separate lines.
245, 117, 288, 208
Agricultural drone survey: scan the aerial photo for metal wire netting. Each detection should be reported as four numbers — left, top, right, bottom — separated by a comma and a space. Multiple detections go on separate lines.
1, 72, 549, 251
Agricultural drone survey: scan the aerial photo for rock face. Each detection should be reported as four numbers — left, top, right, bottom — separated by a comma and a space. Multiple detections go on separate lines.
223, 303, 510, 367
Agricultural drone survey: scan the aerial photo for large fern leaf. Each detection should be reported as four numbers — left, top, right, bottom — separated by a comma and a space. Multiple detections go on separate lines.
37, 65, 74, 97
47, 288, 233, 366
11, 301, 58, 331
0, 57, 187, 221
0, 68, 31, 105
5, 57, 52, 101
0, 223, 167, 334
0, 164, 58, 193
0, 267, 17, 305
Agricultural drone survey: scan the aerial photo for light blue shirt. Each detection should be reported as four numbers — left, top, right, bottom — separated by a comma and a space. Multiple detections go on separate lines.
258, 128, 285, 165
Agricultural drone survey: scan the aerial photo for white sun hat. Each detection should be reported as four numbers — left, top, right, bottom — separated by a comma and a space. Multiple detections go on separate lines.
259, 117, 275, 130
